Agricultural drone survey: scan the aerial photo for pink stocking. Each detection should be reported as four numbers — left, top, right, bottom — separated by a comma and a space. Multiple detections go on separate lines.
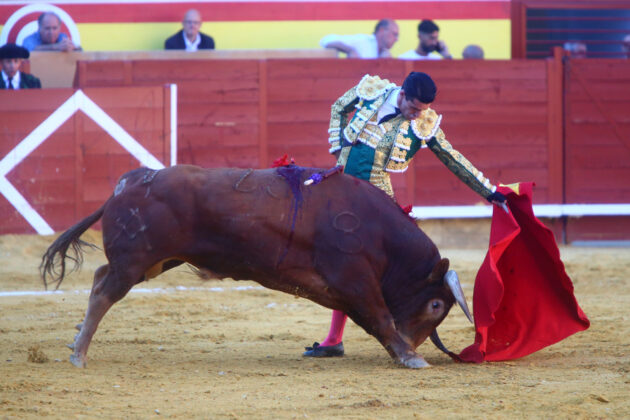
320, 310, 347, 346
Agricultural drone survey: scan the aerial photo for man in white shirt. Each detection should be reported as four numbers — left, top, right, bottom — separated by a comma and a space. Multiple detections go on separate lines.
320, 19, 399, 58
164, 9, 215, 51
399, 20, 452, 60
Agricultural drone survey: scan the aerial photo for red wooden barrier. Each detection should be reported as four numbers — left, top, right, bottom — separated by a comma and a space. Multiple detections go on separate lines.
1, 57, 626, 241
75, 58, 554, 207
0, 86, 172, 234
563, 58, 630, 241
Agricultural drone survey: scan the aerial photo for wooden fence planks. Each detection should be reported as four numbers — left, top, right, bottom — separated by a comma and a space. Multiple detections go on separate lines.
0, 86, 171, 234
564, 57, 630, 205
2, 56, 628, 240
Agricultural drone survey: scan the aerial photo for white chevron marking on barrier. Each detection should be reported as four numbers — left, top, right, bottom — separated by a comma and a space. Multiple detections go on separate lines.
0, 89, 167, 235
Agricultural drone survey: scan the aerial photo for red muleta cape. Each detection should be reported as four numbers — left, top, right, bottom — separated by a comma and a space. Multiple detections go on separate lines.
459, 182, 590, 362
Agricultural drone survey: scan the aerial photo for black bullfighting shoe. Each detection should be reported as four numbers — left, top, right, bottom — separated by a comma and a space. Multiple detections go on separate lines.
302, 342, 344, 357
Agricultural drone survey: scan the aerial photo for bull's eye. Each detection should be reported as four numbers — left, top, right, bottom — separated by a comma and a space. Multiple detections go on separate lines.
427, 299, 444, 316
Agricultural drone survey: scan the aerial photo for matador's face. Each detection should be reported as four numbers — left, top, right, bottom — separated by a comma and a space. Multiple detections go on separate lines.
397, 91, 430, 120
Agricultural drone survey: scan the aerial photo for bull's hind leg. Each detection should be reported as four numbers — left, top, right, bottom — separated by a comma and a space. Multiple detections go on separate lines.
73, 264, 111, 333
70, 264, 135, 368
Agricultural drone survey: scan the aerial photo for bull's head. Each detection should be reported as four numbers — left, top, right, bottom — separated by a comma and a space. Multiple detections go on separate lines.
395, 258, 472, 359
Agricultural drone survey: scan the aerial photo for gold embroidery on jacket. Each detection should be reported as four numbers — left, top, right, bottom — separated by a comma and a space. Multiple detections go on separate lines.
427, 128, 496, 198
356, 74, 396, 100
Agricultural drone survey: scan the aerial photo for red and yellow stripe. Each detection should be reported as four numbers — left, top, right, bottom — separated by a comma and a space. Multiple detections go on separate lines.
0, 1, 511, 58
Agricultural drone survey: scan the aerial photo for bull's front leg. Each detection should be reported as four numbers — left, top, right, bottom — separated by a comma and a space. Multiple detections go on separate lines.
345, 299, 430, 368
319, 260, 429, 368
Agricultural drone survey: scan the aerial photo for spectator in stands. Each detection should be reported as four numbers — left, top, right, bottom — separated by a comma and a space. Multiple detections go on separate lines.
165, 9, 215, 51
319, 19, 399, 58
462, 44, 484, 59
0, 43, 41, 89
22, 12, 81, 52
622, 34, 630, 58
563, 41, 587, 58
399, 20, 452, 60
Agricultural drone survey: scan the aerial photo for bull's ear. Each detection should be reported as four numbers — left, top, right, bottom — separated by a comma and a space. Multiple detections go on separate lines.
429, 258, 450, 283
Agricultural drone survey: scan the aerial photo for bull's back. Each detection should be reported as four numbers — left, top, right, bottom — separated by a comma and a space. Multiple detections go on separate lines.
100, 165, 431, 271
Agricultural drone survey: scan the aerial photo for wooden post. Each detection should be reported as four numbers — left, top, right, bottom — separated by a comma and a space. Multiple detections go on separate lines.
123, 61, 133, 86
258, 60, 268, 169
510, 0, 527, 59
546, 46, 565, 204
73, 98, 84, 220
76, 61, 86, 88
163, 84, 172, 166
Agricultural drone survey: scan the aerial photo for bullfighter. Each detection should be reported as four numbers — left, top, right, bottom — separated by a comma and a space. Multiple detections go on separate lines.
303, 71, 507, 357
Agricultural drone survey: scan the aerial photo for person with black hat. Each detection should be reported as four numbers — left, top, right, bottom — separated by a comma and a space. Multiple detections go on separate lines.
0, 43, 41, 90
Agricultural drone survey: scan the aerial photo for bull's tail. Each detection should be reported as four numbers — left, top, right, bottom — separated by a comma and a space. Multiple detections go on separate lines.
40, 203, 106, 290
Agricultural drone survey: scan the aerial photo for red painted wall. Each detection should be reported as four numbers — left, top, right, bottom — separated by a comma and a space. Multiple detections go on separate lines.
0, 86, 172, 234
74, 58, 555, 207
2, 57, 629, 241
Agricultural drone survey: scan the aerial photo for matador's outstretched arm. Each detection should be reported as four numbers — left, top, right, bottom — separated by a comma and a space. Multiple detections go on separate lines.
427, 129, 497, 200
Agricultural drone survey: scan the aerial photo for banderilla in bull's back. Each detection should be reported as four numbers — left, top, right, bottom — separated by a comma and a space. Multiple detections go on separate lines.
41, 164, 472, 369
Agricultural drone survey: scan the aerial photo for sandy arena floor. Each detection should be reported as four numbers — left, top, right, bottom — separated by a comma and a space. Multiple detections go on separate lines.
0, 229, 628, 419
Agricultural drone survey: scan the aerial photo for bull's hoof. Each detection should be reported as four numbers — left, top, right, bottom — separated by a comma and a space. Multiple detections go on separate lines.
69, 354, 86, 368
302, 342, 344, 357
66, 343, 75, 350
401, 356, 431, 369
75, 323, 83, 331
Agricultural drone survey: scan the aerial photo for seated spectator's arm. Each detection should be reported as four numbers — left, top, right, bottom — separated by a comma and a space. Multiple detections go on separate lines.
323, 41, 359, 57
33, 37, 78, 52
320, 34, 359, 57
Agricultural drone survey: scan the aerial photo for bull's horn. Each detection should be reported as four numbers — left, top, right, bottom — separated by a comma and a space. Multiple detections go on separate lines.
430, 329, 451, 355
445, 270, 473, 324
430, 330, 462, 362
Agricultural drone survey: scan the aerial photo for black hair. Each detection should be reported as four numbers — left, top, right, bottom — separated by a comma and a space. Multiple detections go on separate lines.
402, 72, 437, 104
418, 20, 439, 34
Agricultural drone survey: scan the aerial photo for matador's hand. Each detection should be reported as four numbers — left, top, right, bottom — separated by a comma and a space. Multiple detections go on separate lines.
486, 191, 506, 204
487, 191, 508, 213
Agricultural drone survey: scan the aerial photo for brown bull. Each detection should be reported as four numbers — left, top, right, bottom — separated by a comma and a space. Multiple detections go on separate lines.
41, 164, 471, 368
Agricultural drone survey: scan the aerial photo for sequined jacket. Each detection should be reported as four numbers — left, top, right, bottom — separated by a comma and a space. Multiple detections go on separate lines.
327, 74, 496, 199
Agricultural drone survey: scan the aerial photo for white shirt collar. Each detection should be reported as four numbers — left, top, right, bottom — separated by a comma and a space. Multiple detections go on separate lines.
2, 70, 20, 89
183, 32, 201, 51
377, 87, 401, 121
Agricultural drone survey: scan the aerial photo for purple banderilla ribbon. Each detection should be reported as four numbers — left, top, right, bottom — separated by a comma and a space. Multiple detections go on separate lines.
303, 165, 344, 186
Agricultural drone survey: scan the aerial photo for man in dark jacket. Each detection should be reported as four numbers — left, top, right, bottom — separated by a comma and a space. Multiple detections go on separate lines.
164, 9, 215, 51
0, 43, 41, 89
